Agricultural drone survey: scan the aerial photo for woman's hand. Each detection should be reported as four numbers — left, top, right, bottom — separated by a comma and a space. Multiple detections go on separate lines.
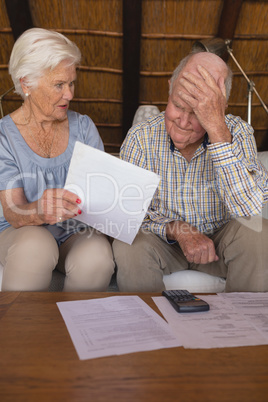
38, 188, 82, 225
0, 187, 82, 228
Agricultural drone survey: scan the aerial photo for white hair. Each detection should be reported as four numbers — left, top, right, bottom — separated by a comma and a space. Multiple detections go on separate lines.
9, 28, 81, 98
169, 50, 233, 101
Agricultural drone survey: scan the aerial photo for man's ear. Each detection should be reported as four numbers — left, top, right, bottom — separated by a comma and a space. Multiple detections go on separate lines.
217, 76, 226, 99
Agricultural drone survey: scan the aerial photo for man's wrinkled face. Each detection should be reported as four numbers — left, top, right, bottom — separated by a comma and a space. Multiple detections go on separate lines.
165, 84, 206, 150
165, 53, 225, 151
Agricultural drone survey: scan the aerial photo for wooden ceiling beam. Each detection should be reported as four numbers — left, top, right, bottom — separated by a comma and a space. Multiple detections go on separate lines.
217, 0, 244, 40
4, 0, 33, 40
122, 0, 142, 139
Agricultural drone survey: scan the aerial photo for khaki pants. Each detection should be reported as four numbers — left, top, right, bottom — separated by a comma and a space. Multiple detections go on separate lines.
0, 226, 114, 291
113, 216, 268, 292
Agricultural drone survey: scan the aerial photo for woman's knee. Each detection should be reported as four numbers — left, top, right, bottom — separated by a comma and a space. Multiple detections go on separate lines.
8, 226, 59, 267
67, 232, 113, 268
2, 226, 59, 291
63, 232, 115, 291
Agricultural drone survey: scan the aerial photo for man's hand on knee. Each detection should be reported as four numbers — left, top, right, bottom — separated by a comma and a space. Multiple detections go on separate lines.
166, 220, 219, 264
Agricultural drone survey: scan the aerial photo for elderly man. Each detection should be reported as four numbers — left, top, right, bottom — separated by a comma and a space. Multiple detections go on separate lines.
113, 51, 268, 292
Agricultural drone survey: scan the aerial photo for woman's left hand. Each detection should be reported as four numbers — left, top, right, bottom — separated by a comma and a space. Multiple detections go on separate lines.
0, 187, 82, 228
38, 188, 82, 225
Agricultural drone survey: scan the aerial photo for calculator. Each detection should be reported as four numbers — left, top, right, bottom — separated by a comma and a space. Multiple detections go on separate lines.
162, 289, 210, 313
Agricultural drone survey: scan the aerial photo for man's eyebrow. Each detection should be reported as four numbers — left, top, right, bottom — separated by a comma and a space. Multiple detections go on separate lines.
172, 98, 194, 114
172, 99, 183, 108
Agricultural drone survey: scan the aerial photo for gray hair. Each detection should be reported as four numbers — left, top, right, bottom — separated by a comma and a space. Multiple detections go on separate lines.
9, 28, 81, 99
169, 50, 233, 101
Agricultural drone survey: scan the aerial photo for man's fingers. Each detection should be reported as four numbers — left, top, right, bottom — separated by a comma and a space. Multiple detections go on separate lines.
196, 64, 216, 83
179, 78, 201, 102
184, 241, 218, 265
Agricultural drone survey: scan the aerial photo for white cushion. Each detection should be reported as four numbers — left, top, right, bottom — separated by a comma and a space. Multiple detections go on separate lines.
257, 151, 268, 168
163, 270, 226, 293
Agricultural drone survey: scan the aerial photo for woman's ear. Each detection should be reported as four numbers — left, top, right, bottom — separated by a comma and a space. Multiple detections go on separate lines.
20, 78, 30, 97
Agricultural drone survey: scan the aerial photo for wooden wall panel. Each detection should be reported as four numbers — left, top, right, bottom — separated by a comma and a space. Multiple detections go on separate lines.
140, 0, 223, 76
74, 70, 122, 100
0, 0, 14, 88
235, 1, 267, 35
226, 0, 268, 149
29, 0, 122, 30
0, 0, 16, 117
142, 0, 223, 34
139, 0, 224, 110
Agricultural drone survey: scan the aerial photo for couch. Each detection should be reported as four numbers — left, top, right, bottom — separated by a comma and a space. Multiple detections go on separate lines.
0, 105, 268, 293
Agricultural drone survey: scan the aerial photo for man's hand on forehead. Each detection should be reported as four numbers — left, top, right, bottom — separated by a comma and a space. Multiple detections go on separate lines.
176, 64, 230, 142
178, 64, 226, 107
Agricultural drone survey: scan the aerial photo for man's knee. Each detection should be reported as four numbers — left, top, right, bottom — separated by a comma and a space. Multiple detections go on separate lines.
113, 230, 165, 292
233, 216, 268, 252
222, 217, 268, 292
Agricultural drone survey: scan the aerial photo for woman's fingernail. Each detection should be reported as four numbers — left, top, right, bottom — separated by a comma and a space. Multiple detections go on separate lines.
76, 198, 81, 204
78, 209, 82, 215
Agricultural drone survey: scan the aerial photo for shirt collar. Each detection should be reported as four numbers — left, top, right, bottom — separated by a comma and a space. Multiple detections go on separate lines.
169, 133, 209, 153
203, 133, 209, 149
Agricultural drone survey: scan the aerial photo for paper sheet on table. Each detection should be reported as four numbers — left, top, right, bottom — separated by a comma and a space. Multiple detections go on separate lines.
64, 141, 160, 244
57, 296, 181, 360
217, 292, 268, 337
153, 294, 268, 349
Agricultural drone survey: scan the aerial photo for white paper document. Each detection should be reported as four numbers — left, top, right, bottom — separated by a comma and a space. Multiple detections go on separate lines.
57, 295, 181, 360
153, 294, 268, 349
64, 142, 160, 244
217, 292, 268, 337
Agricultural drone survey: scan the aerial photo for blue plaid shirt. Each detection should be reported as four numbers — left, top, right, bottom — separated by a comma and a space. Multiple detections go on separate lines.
120, 112, 268, 242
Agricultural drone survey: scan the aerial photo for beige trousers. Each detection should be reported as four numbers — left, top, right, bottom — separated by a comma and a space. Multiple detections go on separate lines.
113, 216, 268, 292
0, 226, 115, 291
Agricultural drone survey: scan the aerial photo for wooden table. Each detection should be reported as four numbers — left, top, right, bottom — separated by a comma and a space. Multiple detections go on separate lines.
0, 292, 267, 402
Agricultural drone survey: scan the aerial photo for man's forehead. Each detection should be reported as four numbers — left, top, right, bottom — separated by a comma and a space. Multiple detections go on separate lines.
181, 52, 227, 80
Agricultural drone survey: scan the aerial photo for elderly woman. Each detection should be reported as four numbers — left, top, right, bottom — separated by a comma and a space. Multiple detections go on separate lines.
0, 28, 115, 291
